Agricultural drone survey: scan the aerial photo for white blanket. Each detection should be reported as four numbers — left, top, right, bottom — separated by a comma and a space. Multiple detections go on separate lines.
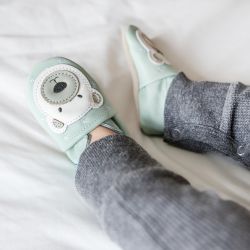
0, 0, 250, 249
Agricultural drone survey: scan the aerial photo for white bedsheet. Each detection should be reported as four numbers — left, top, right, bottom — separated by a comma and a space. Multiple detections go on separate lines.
0, 0, 250, 249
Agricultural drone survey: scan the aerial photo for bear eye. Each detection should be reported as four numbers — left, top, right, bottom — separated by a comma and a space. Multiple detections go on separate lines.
58, 107, 62, 112
77, 94, 82, 98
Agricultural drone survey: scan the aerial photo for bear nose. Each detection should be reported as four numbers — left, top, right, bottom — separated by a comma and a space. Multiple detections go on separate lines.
53, 81, 67, 93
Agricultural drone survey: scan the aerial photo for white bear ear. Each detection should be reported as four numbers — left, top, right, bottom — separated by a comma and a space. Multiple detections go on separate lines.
47, 117, 67, 134
91, 89, 103, 109
149, 50, 167, 65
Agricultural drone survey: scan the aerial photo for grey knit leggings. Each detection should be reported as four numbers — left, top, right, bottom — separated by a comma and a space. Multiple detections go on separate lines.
75, 75, 250, 250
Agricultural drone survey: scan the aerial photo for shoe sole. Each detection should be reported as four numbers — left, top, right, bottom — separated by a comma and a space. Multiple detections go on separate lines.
121, 26, 140, 117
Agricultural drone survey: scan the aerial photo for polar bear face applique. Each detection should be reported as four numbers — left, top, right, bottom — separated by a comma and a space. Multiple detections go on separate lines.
33, 64, 103, 133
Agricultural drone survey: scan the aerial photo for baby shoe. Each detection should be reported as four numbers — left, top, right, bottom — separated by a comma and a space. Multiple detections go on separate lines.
122, 25, 178, 135
27, 57, 123, 164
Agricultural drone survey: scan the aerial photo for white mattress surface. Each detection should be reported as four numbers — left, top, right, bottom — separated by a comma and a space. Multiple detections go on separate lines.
0, 0, 250, 249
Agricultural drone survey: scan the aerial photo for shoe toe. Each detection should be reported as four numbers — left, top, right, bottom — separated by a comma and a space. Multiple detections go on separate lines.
124, 25, 176, 88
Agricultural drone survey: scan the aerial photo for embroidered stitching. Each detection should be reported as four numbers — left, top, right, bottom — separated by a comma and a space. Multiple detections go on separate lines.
34, 65, 92, 119
41, 71, 79, 104
136, 29, 168, 65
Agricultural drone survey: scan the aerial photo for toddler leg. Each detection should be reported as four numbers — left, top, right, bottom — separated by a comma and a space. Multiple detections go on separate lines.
124, 25, 250, 168
76, 135, 250, 250
164, 72, 250, 168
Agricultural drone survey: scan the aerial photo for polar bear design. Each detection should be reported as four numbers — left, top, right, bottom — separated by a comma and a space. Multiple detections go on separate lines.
33, 64, 103, 133
136, 29, 170, 65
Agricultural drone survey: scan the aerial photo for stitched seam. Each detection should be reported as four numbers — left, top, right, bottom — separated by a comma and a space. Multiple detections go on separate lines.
33, 64, 106, 132
64, 88, 103, 126
41, 71, 79, 104
220, 83, 238, 133
168, 122, 238, 146
34, 64, 90, 117
136, 29, 166, 65
140, 73, 177, 90
63, 110, 114, 150
166, 122, 245, 162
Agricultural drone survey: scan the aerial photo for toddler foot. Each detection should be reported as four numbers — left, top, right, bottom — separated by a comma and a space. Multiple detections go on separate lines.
90, 126, 116, 143
123, 25, 178, 135
28, 57, 123, 164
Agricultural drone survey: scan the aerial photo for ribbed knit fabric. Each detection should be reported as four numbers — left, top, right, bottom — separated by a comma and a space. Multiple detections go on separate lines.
164, 72, 250, 168
76, 135, 250, 250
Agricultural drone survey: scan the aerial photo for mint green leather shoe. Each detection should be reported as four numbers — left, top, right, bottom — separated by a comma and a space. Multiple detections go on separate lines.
122, 25, 178, 135
27, 57, 123, 164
